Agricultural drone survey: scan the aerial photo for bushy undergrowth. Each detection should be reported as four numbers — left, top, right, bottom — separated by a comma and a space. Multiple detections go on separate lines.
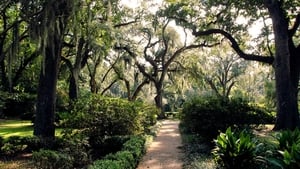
0, 91, 36, 119
60, 94, 158, 137
181, 96, 274, 140
89, 135, 130, 158
32, 149, 73, 169
0, 135, 66, 158
88, 135, 146, 169
30, 135, 146, 169
0, 95, 157, 168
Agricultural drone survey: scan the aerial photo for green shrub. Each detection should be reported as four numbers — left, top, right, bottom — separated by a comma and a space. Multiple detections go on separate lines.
62, 94, 158, 137
88, 136, 146, 169
104, 151, 135, 169
269, 129, 300, 169
88, 159, 120, 169
123, 136, 145, 162
58, 131, 91, 167
0, 136, 42, 157
29, 132, 91, 169
0, 136, 27, 157
32, 149, 73, 169
20, 136, 42, 152
212, 127, 263, 169
181, 96, 274, 140
89, 135, 130, 158
1, 92, 36, 118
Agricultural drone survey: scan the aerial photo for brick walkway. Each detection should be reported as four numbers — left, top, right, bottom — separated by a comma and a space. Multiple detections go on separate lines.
137, 120, 183, 169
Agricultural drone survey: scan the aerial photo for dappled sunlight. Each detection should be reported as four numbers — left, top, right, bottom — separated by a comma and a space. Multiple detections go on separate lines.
0, 120, 32, 128
0, 120, 34, 138
137, 120, 183, 169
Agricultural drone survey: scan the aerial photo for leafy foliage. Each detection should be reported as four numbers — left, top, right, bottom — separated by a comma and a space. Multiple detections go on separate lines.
0, 136, 27, 157
61, 94, 158, 137
0, 91, 36, 118
181, 96, 274, 140
32, 149, 74, 169
212, 127, 263, 169
88, 135, 145, 169
270, 129, 300, 169
89, 135, 130, 159
58, 132, 91, 168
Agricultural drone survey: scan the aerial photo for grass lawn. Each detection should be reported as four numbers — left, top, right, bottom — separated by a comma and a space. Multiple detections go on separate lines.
0, 119, 62, 139
0, 120, 33, 139
0, 119, 64, 169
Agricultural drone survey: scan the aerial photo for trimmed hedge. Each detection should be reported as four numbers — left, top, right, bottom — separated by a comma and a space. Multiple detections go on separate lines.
88, 135, 146, 169
32, 149, 73, 169
61, 94, 158, 137
181, 96, 274, 141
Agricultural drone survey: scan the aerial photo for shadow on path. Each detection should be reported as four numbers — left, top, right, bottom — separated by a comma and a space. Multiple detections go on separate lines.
137, 120, 183, 169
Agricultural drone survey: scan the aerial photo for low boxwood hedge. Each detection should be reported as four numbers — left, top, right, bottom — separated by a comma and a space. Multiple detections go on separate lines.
88, 135, 146, 169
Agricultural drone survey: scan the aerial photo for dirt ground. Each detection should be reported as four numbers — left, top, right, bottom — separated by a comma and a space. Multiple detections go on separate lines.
137, 120, 183, 169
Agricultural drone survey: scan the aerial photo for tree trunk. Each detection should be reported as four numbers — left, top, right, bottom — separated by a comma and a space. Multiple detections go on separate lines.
34, 37, 61, 138
0, 60, 9, 91
68, 38, 86, 100
90, 74, 97, 94
155, 94, 164, 118
266, 1, 300, 130
33, 0, 72, 138
155, 82, 165, 118
69, 70, 79, 100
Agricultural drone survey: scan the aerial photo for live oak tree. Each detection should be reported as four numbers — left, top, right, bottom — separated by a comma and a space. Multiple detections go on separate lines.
116, 7, 216, 117
22, 0, 78, 139
0, 1, 40, 92
188, 42, 248, 100
61, 0, 115, 100
167, 0, 300, 129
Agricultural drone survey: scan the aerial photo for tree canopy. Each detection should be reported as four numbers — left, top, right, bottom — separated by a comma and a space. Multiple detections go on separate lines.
0, 0, 299, 139
163, 0, 300, 129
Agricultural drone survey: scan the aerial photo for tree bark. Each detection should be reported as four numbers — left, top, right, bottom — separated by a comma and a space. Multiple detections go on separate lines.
68, 38, 86, 101
34, 0, 73, 138
155, 82, 165, 118
69, 70, 79, 100
34, 36, 61, 138
265, 0, 300, 130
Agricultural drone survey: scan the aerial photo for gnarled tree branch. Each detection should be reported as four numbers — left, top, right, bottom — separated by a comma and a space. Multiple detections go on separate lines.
192, 28, 274, 64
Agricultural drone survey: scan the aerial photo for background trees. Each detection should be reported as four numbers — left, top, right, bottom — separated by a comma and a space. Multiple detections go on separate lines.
165, 0, 299, 129
1, 0, 297, 139
24, 0, 79, 138
187, 42, 248, 100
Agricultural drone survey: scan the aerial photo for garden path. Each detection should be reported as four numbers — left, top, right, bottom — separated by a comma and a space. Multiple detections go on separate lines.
137, 120, 183, 169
